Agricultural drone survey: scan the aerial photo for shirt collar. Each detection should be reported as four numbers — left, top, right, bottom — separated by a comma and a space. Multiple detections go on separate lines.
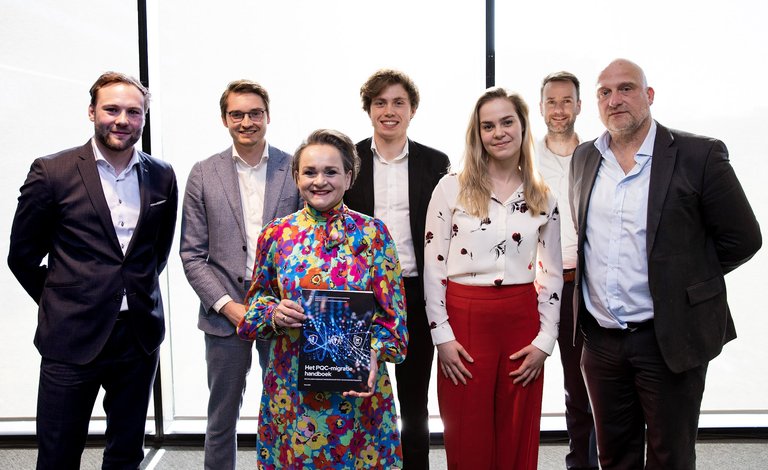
232, 141, 270, 168
595, 120, 657, 159
371, 138, 409, 163
91, 138, 140, 174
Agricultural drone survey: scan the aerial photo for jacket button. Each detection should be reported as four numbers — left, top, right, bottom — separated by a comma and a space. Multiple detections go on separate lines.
237, 277, 244, 283
242, 245, 247, 251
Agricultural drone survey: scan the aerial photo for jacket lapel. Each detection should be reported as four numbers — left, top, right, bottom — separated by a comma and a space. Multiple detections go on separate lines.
76, 143, 123, 256
577, 146, 602, 246
406, 139, 422, 234
357, 139, 376, 215
263, 145, 290, 222
125, 154, 150, 256
214, 148, 246, 241
646, 122, 676, 257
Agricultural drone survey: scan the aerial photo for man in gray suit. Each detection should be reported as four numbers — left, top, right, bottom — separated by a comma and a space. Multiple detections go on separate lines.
180, 80, 300, 470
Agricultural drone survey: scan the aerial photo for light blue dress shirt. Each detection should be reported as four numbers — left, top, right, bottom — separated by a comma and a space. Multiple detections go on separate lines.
583, 121, 657, 328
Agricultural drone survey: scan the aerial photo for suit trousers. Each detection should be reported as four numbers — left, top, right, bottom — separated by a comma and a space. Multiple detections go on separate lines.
557, 280, 598, 470
36, 315, 159, 470
438, 281, 543, 470
396, 276, 435, 470
204, 332, 269, 470
580, 313, 707, 470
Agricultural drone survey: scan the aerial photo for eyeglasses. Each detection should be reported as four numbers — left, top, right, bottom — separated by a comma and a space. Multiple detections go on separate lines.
227, 109, 266, 122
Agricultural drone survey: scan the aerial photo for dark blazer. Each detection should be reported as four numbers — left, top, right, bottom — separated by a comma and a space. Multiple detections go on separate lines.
570, 122, 761, 372
345, 138, 450, 278
8, 142, 178, 365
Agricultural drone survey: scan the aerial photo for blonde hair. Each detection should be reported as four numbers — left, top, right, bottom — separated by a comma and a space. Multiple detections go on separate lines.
458, 87, 549, 219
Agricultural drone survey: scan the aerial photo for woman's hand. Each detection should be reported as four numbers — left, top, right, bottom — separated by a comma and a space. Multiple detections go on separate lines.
508, 344, 547, 386
436, 340, 474, 385
343, 349, 378, 398
273, 299, 306, 329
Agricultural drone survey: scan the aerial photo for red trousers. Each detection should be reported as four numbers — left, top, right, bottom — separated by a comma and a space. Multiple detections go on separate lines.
438, 281, 543, 470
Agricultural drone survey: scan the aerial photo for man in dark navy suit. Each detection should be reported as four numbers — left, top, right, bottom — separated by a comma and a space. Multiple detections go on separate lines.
8, 72, 178, 470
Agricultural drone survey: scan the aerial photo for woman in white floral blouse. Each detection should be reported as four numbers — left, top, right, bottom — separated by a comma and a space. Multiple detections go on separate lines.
424, 87, 563, 469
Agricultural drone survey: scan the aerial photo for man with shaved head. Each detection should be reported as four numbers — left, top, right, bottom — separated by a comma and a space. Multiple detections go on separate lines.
569, 59, 761, 469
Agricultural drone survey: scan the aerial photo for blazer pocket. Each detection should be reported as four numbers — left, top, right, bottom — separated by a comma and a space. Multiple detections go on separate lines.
686, 276, 725, 306
44, 281, 83, 289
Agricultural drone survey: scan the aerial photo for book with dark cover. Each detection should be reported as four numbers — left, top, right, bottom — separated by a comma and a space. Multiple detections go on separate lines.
298, 289, 375, 392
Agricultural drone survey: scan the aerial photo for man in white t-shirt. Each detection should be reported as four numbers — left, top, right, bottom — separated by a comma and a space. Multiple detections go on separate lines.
536, 71, 598, 470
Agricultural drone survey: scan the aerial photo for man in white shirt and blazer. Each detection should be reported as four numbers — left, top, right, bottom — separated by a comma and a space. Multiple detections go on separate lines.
8, 72, 178, 469
570, 59, 761, 469
179, 80, 300, 470
345, 69, 450, 470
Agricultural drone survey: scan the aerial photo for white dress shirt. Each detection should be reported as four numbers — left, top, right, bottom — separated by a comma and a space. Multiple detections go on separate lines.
423, 174, 563, 354
212, 143, 269, 313
583, 122, 657, 328
536, 137, 578, 270
371, 139, 418, 277
92, 139, 141, 311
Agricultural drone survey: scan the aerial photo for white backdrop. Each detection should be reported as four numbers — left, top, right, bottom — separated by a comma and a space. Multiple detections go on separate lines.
0, 0, 765, 433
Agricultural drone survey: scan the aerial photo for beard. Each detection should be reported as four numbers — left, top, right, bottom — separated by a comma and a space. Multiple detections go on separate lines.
546, 118, 576, 135
94, 122, 142, 152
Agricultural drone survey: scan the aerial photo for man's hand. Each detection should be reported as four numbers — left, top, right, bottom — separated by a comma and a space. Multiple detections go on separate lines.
220, 301, 246, 327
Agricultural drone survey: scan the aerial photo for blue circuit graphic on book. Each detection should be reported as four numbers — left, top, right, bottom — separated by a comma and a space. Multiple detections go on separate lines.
299, 289, 375, 391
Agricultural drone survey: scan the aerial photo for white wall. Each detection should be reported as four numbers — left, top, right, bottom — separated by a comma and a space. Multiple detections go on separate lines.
0, 0, 765, 430
495, 0, 768, 422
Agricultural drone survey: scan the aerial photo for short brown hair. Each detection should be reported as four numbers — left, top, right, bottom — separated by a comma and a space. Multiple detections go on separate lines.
292, 129, 361, 186
360, 69, 419, 113
89, 72, 150, 110
540, 71, 581, 101
219, 80, 270, 118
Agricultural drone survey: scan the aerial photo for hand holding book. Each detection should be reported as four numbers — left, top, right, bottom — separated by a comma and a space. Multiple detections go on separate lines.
298, 289, 376, 392
273, 298, 306, 328
342, 349, 378, 398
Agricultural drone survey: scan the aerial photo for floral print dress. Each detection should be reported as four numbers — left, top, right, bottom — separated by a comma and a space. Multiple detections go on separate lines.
238, 202, 408, 469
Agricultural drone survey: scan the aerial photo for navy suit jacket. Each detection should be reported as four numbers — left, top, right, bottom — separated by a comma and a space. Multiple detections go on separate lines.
570, 122, 761, 372
345, 138, 450, 278
8, 142, 178, 365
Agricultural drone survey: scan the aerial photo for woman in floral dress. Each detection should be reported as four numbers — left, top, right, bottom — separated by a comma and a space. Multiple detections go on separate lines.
423, 88, 563, 469
237, 129, 407, 469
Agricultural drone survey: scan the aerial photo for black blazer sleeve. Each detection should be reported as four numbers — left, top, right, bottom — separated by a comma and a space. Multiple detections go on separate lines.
8, 157, 56, 303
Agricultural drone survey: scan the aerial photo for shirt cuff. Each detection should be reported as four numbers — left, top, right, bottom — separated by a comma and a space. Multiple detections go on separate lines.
212, 295, 234, 313
531, 332, 557, 356
430, 322, 456, 345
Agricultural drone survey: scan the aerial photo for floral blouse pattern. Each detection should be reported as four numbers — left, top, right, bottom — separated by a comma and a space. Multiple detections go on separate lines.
423, 174, 563, 354
237, 202, 407, 469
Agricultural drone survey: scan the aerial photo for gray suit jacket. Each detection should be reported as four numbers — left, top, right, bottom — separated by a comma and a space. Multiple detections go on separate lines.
570, 122, 761, 372
180, 145, 300, 336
